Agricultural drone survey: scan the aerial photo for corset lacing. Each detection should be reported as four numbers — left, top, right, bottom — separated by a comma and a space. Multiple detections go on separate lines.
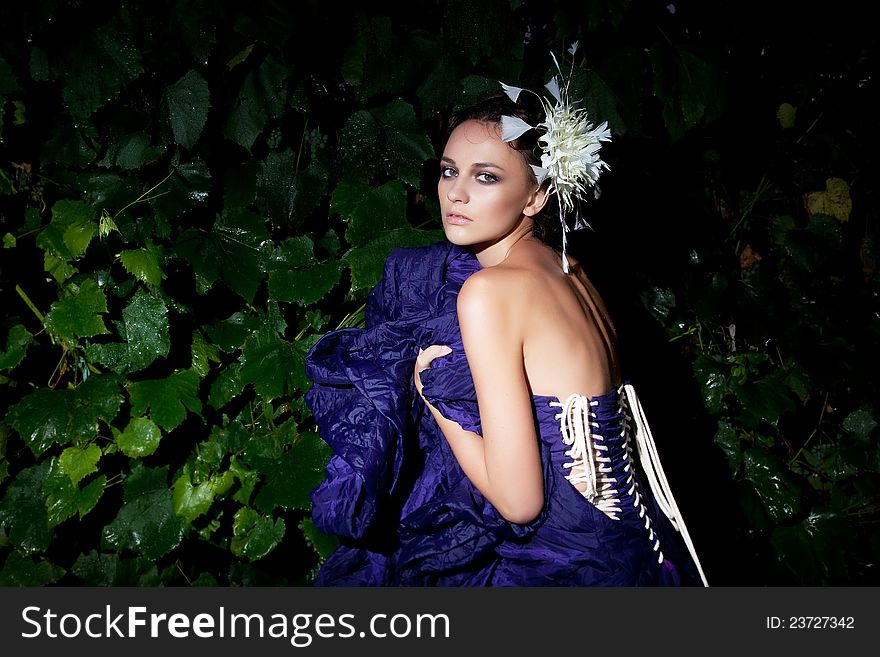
549, 384, 709, 587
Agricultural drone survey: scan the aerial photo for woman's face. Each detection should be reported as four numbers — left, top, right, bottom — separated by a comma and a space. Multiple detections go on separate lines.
438, 119, 545, 250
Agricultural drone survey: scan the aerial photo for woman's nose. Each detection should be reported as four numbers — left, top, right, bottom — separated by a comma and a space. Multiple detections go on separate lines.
446, 178, 467, 203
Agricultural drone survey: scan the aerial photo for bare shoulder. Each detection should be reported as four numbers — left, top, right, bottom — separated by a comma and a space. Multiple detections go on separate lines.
458, 266, 535, 314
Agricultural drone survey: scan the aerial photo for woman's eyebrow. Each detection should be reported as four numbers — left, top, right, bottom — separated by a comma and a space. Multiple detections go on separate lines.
440, 156, 505, 171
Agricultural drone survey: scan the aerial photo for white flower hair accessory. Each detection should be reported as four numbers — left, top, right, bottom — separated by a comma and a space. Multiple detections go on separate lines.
499, 42, 611, 273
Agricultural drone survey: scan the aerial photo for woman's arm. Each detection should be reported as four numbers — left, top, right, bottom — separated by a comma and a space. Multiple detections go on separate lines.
415, 270, 544, 524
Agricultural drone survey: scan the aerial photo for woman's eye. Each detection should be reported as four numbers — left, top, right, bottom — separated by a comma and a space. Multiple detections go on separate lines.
476, 172, 498, 183
440, 167, 456, 178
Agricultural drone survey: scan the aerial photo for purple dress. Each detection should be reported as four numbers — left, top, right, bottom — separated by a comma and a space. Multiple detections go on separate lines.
304, 240, 705, 586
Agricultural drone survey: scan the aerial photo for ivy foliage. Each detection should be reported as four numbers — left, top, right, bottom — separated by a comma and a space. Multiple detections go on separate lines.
0, 0, 877, 585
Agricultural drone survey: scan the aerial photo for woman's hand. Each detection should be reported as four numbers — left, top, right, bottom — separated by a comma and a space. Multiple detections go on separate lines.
414, 345, 452, 397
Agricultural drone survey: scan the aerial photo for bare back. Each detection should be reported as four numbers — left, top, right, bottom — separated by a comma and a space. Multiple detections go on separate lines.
496, 238, 620, 401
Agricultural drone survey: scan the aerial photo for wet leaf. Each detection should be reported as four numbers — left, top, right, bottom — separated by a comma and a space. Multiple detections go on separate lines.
0, 324, 33, 371
299, 517, 339, 560
44, 278, 109, 340
230, 506, 285, 561
224, 54, 288, 152
268, 260, 342, 306
191, 330, 221, 377
85, 290, 169, 373
842, 408, 877, 443
238, 328, 311, 399
0, 552, 65, 586
164, 69, 210, 150
257, 153, 328, 228
101, 464, 184, 560
71, 550, 159, 586
7, 374, 122, 457
331, 180, 408, 248
129, 369, 202, 431
770, 511, 852, 584
58, 443, 102, 485
44, 460, 106, 527
116, 416, 163, 458
120, 243, 165, 286
251, 431, 332, 513
174, 207, 271, 303
713, 421, 741, 476
691, 355, 728, 415
0, 462, 52, 552
172, 473, 214, 523
743, 448, 804, 522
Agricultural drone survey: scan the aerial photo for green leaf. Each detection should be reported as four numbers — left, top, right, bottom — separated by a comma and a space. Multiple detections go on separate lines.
230, 455, 259, 505
0, 57, 21, 94
239, 328, 310, 399
732, 371, 797, 428
713, 421, 741, 476
44, 278, 110, 340
0, 462, 52, 552
341, 100, 434, 188
85, 290, 169, 374
268, 236, 314, 271
117, 416, 163, 458
164, 69, 210, 150
342, 226, 444, 294
0, 552, 65, 586
114, 132, 162, 170
44, 460, 106, 527
102, 464, 185, 560
174, 208, 271, 303
230, 506, 285, 561
0, 324, 34, 371
224, 54, 289, 152
251, 431, 332, 513
44, 251, 76, 283
649, 45, 724, 142
268, 260, 342, 306
203, 311, 262, 352
257, 152, 328, 228
331, 180, 409, 248
742, 448, 804, 523
71, 550, 159, 586
150, 158, 212, 221
770, 511, 853, 584
171, 472, 231, 524
372, 100, 436, 187
63, 220, 98, 258
208, 363, 243, 410
58, 443, 102, 485
120, 244, 165, 286
691, 355, 728, 415
7, 374, 122, 457
842, 408, 877, 442
59, 17, 144, 120
36, 199, 97, 260
129, 369, 202, 431
299, 517, 339, 560
191, 330, 221, 377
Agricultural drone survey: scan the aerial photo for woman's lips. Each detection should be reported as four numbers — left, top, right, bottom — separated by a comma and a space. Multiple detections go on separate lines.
445, 214, 472, 225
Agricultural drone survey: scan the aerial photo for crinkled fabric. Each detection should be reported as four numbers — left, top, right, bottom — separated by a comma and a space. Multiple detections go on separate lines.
304, 240, 701, 586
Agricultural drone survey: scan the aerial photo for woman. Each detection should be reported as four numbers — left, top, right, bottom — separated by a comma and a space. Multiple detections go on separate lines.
304, 62, 708, 586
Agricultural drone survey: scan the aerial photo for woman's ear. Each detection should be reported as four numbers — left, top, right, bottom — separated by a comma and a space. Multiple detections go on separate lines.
523, 185, 550, 217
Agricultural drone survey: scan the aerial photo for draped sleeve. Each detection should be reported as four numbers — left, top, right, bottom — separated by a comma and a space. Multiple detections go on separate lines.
304, 240, 549, 585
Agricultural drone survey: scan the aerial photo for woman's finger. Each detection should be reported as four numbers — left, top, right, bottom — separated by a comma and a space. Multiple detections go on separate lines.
415, 344, 452, 370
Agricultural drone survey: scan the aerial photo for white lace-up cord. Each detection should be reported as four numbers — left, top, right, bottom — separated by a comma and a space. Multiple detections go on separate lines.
622, 383, 709, 587
549, 395, 620, 519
